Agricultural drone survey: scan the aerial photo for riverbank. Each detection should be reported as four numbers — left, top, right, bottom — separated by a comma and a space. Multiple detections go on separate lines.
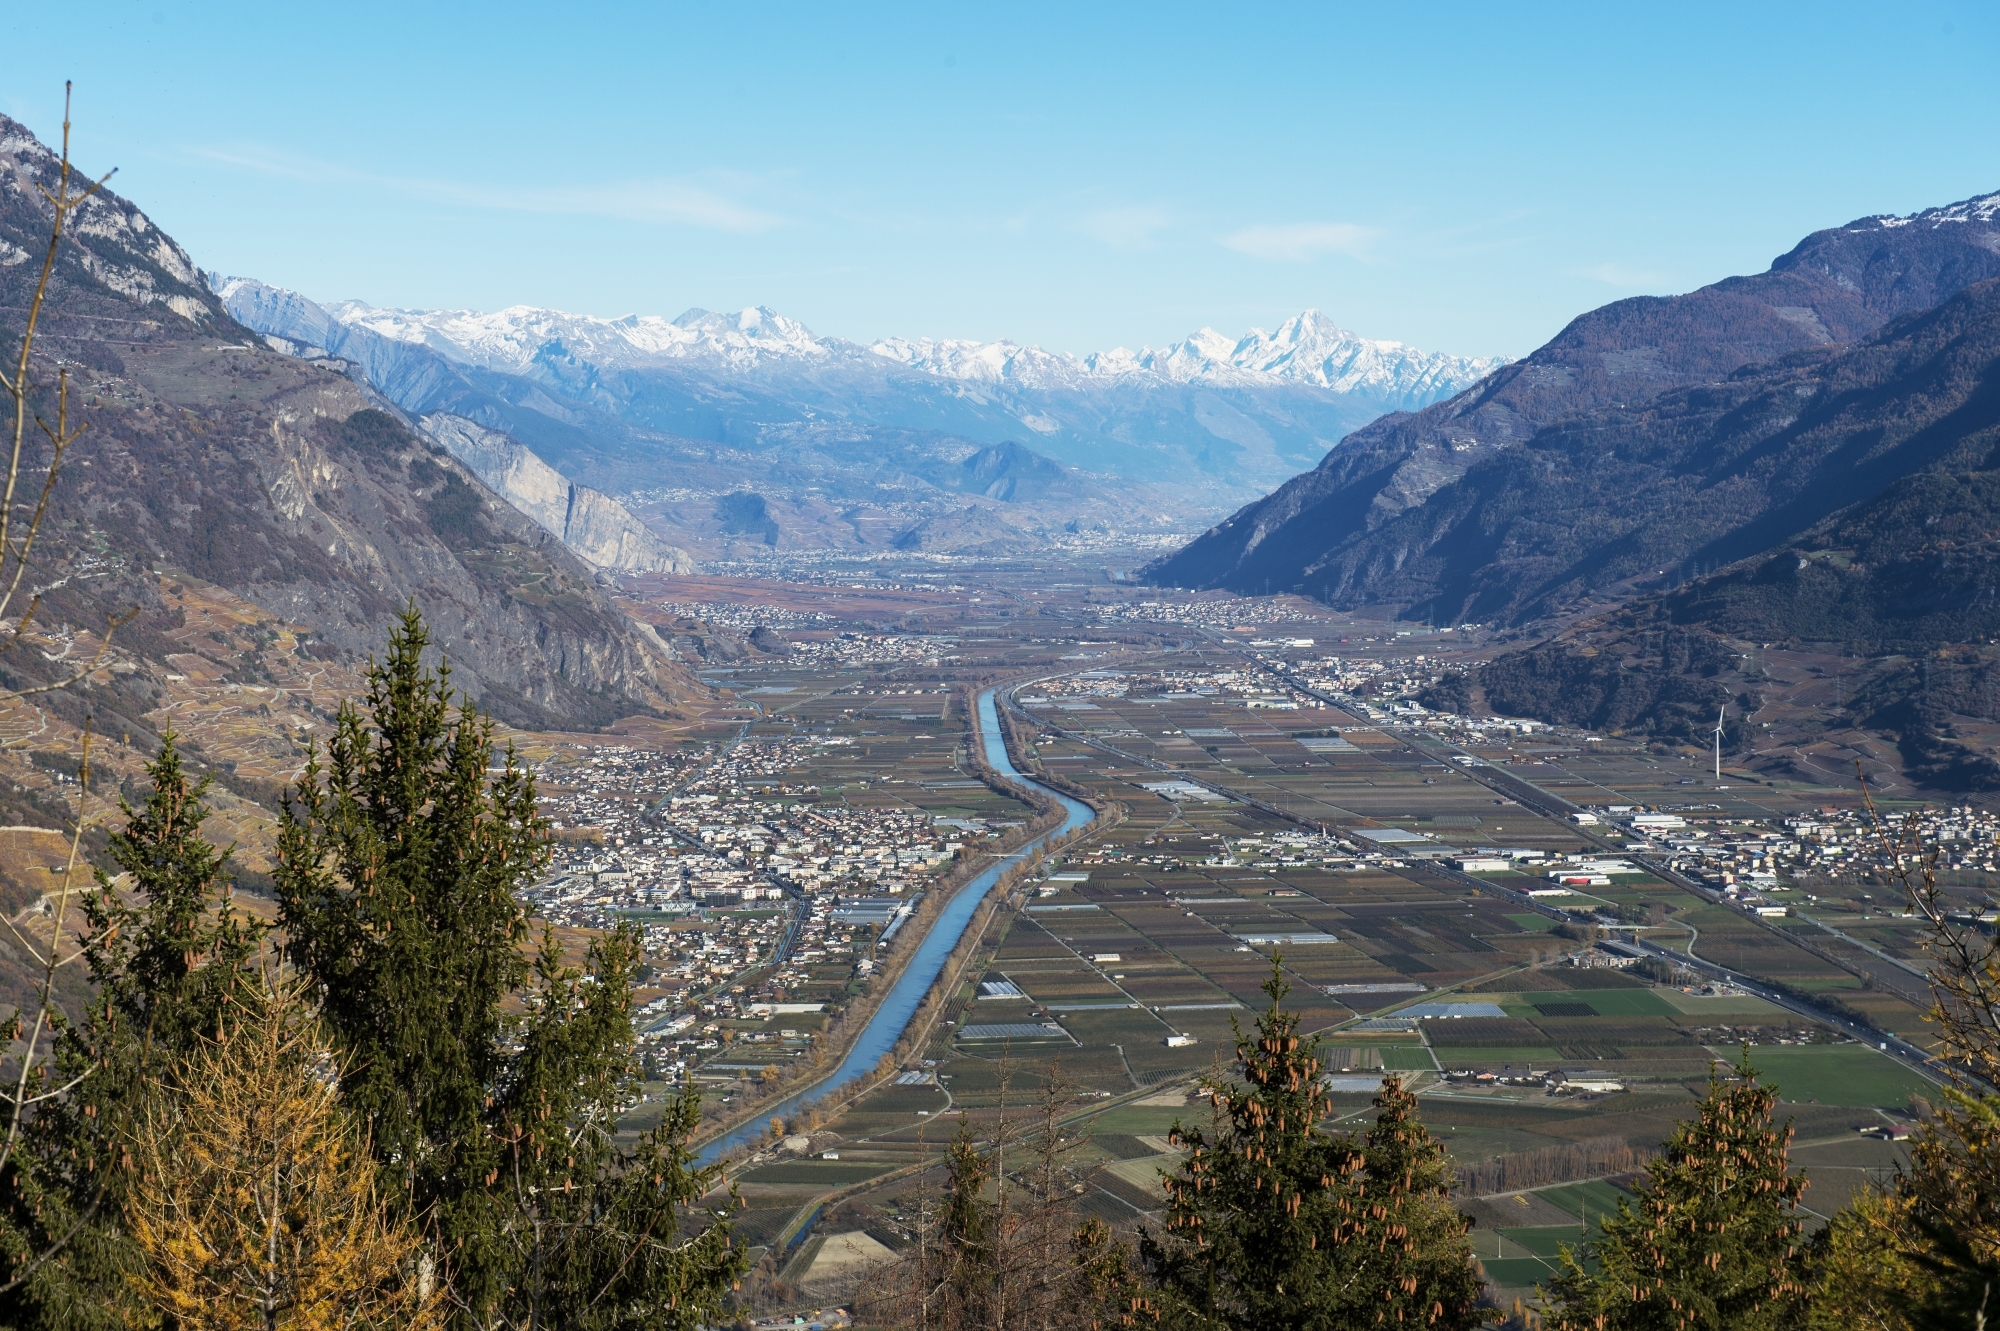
693, 687, 1098, 1165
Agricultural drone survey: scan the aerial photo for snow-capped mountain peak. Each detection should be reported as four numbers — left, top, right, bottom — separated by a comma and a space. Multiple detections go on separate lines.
868, 308, 1503, 403
311, 299, 831, 375
210, 272, 1510, 497
1855, 188, 2000, 231
666, 305, 828, 358
223, 278, 1504, 409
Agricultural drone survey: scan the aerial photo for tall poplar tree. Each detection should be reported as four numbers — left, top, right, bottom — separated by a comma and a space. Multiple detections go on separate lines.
1546, 1051, 1810, 1331
275, 606, 746, 1329
1139, 965, 1484, 1330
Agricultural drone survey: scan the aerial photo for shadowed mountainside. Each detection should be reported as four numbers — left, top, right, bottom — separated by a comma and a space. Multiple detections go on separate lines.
1148, 192, 2000, 607
1243, 275, 2000, 625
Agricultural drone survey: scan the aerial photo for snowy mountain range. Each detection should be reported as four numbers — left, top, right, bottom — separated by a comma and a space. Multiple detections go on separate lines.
212, 275, 1503, 501
311, 296, 1502, 410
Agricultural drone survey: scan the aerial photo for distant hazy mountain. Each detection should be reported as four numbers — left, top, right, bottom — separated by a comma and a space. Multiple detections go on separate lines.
214, 279, 1502, 500
317, 297, 1498, 405
1149, 189, 2000, 607
213, 278, 1208, 556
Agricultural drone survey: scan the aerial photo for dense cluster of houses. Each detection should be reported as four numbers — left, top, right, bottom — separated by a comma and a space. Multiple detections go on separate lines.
522, 738, 992, 1085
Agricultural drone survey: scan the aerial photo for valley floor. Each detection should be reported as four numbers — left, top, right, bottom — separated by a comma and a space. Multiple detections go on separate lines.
0, 547, 1967, 1317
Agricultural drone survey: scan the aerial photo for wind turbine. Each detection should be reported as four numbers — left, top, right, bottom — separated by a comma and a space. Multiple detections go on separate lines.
1712, 707, 1726, 782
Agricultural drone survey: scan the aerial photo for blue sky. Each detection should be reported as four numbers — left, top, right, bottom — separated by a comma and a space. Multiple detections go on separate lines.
7, 1, 1998, 359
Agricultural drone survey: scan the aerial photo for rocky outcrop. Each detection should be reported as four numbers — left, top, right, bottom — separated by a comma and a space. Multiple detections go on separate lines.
0, 113, 695, 730
889, 505, 1038, 555
419, 414, 690, 574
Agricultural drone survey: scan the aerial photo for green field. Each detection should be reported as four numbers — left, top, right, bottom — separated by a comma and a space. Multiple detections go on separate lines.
1660, 991, 1785, 1016
1501, 1224, 1594, 1258
1379, 1046, 1438, 1070
1510, 988, 1679, 1017
1085, 1106, 1202, 1135
1536, 1179, 1634, 1222
1481, 1257, 1559, 1288
1736, 1044, 1935, 1108
1429, 1046, 1564, 1066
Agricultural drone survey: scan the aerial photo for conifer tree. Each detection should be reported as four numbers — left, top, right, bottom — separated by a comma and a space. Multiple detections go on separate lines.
868, 1079, 1161, 1331
1801, 1186, 1933, 1331
1355, 1076, 1487, 1327
940, 1117, 998, 1317
878, 1116, 998, 1329
1139, 964, 1484, 1330
275, 605, 747, 1328
1845, 1091, 2000, 1327
126, 971, 442, 1331
1071, 1218, 1158, 1330
1546, 1051, 1810, 1331
484, 926, 749, 1329
0, 731, 264, 1328
1826, 778, 2000, 1321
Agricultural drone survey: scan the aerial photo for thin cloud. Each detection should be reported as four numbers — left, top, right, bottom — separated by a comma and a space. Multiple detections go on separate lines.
192, 143, 782, 233
1077, 206, 1170, 250
1220, 221, 1376, 262
1579, 261, 1669, 287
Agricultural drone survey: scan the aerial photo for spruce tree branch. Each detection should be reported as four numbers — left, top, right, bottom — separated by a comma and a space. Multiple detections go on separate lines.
12, 1068, 90, 1108
0, 1191, 104, 1297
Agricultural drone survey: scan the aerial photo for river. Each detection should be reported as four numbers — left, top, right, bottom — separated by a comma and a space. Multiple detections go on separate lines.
695, 688, 1096, 1164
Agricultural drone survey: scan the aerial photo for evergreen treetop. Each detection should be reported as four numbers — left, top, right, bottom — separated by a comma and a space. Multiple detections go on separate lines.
275, 605, 747, 1327
84, 730, 265, 1055
1546, 1049, 1809, 1331
1141, 962, 1484, 1330
276, 606, 542, 1315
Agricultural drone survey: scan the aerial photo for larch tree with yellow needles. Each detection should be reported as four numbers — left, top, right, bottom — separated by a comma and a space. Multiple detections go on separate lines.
125, 974, 439, 1331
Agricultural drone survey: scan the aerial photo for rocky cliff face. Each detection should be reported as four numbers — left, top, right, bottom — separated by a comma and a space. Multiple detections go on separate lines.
0, 113, 692, 729
419, 413, 690, 574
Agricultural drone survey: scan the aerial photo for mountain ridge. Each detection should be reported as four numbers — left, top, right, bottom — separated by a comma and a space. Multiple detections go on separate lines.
308, 295, 1504, 402
1147, 187, 2000, 600
213, 277, 1499, 499
213, 276, 1205, 557
0, 112, 690, 731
